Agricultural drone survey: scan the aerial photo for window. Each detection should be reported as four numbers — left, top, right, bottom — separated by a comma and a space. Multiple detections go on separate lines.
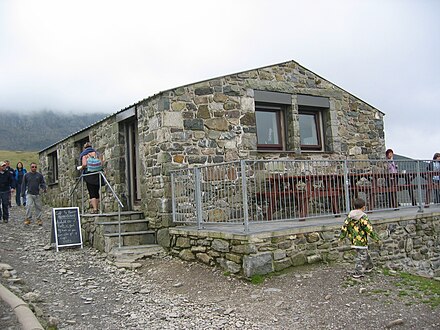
255, 105, 284, 150
75, 137, 90, 165
299, 109, 322, 150
47, 150, 59, 184
297, 95, 329, 152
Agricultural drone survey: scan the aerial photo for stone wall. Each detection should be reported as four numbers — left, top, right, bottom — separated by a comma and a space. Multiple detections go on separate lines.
134, 61, 385, 231
39, 60, 386, 237
40, 115, 127, 212
168, 213, 440, 278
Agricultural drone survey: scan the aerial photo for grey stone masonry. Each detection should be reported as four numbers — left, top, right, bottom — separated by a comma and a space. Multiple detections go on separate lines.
39, 60, 385, 244
169, 213, 440, 278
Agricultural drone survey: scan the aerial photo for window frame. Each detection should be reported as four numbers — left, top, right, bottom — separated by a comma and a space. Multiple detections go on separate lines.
47, 150, 59, 185
298, 107, 324, 151
255, 103, 285, 151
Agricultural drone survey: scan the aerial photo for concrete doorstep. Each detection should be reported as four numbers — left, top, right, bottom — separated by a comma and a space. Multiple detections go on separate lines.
0, 283, 43, 330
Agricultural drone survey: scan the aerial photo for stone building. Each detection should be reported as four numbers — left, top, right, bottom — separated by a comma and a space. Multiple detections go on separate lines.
39, 60, 385, 247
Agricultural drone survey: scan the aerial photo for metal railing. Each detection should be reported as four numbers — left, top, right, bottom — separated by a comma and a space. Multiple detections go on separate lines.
70, 171, 124, 247
171, 159, 440, 230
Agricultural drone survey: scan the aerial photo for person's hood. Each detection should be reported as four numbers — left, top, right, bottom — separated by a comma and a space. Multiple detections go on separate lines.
348, 209, 366, 220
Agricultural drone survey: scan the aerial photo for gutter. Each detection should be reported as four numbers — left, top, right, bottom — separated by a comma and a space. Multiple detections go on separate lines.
0, 283, 44, 330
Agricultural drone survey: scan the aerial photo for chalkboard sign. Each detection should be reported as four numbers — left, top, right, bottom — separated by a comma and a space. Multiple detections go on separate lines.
52, 207, 83, 251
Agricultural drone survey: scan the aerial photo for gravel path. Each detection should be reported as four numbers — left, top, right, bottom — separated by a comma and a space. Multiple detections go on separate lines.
1, 205, 439, 329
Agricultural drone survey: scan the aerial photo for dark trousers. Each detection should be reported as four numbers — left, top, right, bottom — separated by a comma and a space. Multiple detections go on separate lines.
434, 189, 440, 204
0, 191, 11, 221
15, 183, 24, 206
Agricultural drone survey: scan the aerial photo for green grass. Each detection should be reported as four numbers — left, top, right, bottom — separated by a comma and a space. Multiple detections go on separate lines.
379, 270, 440, 308
0, 150, 39, 169
395, 272, 440, 307
250, 274, 265, 284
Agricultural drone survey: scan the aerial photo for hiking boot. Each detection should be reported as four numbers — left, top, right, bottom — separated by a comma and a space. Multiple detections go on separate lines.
364, 264, 374, 273
24, 219, 31, 225
36, 219, 43, 226
3, 219, 8, 223
352, 271, 364, 279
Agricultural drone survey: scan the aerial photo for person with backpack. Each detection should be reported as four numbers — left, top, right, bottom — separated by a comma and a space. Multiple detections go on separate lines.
79, 142, 104, 214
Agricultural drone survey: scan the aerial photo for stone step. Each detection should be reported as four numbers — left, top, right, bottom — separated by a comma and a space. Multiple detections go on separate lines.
97, 219, 149, 234
82, 211, 145, 222
108, 244, 167, 264
103, 230, 156, 253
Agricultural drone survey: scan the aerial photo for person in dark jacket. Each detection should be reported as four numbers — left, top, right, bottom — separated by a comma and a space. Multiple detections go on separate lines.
22, 163, 46, 226
14, 161, 27, 206
426, 152, 440, 205
4, 160, 15, 208
0, 161, 16, 223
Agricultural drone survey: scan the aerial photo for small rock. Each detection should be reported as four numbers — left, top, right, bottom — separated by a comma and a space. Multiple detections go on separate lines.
7, 278, 24, 284
173, 282, 183, 288
224, 308, 234, 315
0, 263, 13, 271
47, 316, 60, 327
386, 318, 404, 328
359, 287, 367, 294
22, 291, 41, 302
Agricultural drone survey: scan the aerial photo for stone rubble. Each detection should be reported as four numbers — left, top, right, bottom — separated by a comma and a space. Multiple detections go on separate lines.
1, 205, 439, 330
0, 207, 266, 329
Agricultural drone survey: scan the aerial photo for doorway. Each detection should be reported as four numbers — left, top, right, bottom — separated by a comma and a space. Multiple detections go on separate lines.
124, 119, 141, 209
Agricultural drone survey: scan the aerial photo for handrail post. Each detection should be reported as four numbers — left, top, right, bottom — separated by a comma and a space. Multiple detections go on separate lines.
171, 172, 176, 223
81, 176, 85, 214
99, 172, 102, 214
416, 160, 424, 213
241, 160, 249, 232
194, 168, 203, 230
343, 160, 350, 214
118, 204, 122, 248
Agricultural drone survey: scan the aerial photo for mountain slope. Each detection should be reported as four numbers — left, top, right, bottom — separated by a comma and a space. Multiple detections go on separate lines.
0, 110, 108, 151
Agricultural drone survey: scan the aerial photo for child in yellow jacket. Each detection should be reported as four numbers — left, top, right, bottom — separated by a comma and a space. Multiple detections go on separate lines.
339, 198, 380, 278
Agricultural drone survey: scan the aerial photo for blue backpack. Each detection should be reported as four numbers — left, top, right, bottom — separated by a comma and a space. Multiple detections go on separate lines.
86, 153, 103, 172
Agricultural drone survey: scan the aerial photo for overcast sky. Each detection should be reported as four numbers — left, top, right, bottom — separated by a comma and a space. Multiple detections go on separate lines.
1, 0, 438, 159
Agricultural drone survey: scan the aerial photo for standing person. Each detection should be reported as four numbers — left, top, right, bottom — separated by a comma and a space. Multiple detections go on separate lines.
4, 160, 15, 208
22, 163, 47, 226
385, 149, 398, 208
14, 161, 27, 206
79, 142, 104, 214
339, 197, 380, 278
426, 152, 440, 205
0, 161, 16, 223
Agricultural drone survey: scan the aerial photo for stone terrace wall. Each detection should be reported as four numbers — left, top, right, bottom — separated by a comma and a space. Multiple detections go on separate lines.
169, 213, 440, 278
